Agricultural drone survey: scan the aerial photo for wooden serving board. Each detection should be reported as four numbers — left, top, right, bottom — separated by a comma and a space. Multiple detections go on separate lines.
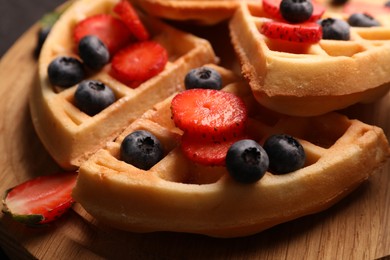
0, 6, 390, 260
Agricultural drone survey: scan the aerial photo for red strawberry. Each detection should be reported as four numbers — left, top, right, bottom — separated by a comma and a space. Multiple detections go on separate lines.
73, 14, 132, 55
181, 133, 246, 166
171, 89, 248, 142
114, 0, 150, 42
262, 0, 325, 22
343, 2, 390, 16
2, 172, 77, 226
260, 21, 322, 43
110, 41, 168, 87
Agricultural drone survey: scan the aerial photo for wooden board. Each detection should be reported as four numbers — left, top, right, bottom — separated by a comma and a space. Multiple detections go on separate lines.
0, 8, 390, 260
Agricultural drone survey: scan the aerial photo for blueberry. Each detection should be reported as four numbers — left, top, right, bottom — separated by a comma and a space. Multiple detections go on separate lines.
279, 0, 313, 24
47, 56, 85, 88
318, 18, 350, 40
184, 66, 222, 90
74, 80, 116, 116
226, 139, 269, 184
347, 13, 380, 27
386, 1, 390, 7
330, 0, 349, 6
78, 35, 110, 70
120, 130, 164, 170
34, 26, 51, 58
263, 134, 305, 174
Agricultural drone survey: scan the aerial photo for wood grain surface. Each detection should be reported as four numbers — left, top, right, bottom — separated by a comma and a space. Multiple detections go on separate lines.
0, 2, 389, 259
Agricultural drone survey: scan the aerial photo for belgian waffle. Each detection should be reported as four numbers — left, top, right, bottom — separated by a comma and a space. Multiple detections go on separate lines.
128, 0, 259, 25
72, 64, 390, 238
229, 2, 390, 116
30, 0, 218, 170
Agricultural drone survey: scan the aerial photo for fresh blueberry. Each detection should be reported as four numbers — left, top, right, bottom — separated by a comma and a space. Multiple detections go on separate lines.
386, 1, 390, 7
279, 0, 313, 24
318, 18, 350, 40
34, 26, 51, 58
78, 35, 110, 70
120, 130, 164, 170
347, 13, 380, 27
226, 139, 269, 184
263, 134, 305, 174
184, 66, 222, 90
330, 0, 349, 6
74, 80, 116, 116
47, 56, 85, 88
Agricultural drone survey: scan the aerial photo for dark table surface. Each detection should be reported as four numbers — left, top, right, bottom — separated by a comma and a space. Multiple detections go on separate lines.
0, 0, 64, 58
0, 0, 65, 258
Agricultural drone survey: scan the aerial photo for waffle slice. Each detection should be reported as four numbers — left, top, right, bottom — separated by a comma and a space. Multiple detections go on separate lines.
30, 0, 218, 170
129, 0, 259, 25
72, 64, 390, 238
229, 3, 390, 116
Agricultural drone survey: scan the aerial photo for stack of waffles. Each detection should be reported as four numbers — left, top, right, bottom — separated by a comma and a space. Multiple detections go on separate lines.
30, 0, 390, 237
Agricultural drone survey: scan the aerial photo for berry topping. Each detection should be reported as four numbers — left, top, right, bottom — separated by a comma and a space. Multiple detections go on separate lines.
78, 35, 110, 70
318, 18, 350, 40
263, 134, 306, 174
74, 80, 116, 116
260, 21, 322, 43
279, 0, 313, 24
262, 0, 325, 22
73, 14, 132, 55
226, 139, 269, 184
114, 0, 149, 42
2, 172, 77, 226
347, 13, 380, 27
34, 26, 51, 58
110, 41, 168, 87
184, 66, 223, 90
47, 56, 85, 88
181, 133, 245, 166
120, 130, 164, 170
171, 89, 248, 142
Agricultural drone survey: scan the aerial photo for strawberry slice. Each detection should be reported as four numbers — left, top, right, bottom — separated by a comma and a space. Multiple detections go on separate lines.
343, 2, 390, 16
171, 89, 248, 142
260, 21, 322, 43
73, 14, 132, 55
114, 0, 149, 42
262, 0, 325, 22
2, 172, 77, 226
110, 41, 168, 87
181, 133, 246, 166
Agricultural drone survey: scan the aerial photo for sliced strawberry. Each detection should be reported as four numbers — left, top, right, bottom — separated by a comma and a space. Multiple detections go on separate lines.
171, 89, 248, 142
73, 14, 132, 55
110, 41, 168, 87
260, 21, 322, 43
181, 133, 246, 166
114, 0, 149, 42
2, 172, 77, 226
262, 0, 325, 22
343, 2, 390, 16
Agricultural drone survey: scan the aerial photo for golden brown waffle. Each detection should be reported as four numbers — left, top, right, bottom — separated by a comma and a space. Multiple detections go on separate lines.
229, 3, 390, 116
129, 0, 259, 25
73, 64, 390, 238
30, 0, 218, 170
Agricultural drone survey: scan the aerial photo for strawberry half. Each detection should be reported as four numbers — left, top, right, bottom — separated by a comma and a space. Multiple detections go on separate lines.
73, 14, 132, 55
171, 89, 248, 142
260, 21, 322, 43
110, 41, 168, 87
2, 172, 77, 226
181, 133, 246, 166
114, 0, 150, 42
262, 0, 325, 22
